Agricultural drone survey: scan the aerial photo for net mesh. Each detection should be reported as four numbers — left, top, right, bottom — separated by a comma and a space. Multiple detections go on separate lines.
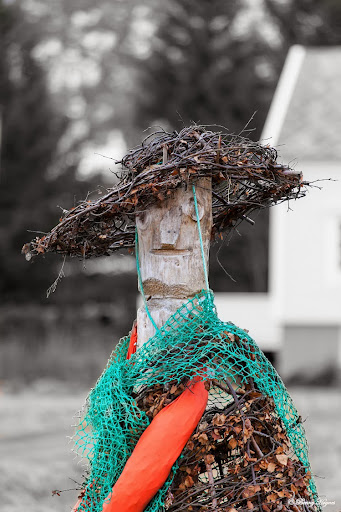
73, 289, 320, 512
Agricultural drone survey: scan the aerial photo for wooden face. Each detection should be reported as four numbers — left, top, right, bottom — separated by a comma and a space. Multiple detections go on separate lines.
136, 178, 212, 298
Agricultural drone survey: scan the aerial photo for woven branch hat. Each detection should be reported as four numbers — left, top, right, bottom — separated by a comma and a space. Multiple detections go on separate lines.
22, 125, 306, 260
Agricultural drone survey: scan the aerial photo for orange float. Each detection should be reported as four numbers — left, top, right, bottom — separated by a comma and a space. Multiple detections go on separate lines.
101, 377, 208, 512
126, 322, 138, 360
73, 326, 208, 512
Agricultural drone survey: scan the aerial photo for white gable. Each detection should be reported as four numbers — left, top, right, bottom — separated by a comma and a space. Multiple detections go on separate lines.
218, 45, 341, 353
265, 46, 341, 327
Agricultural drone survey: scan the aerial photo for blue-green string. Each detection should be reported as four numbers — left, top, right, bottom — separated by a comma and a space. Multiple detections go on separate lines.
192, 184, 210, 292
135, 229, 159, 332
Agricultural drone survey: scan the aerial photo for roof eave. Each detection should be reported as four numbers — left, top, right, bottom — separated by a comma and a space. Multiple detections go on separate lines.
261, 45, 306, 146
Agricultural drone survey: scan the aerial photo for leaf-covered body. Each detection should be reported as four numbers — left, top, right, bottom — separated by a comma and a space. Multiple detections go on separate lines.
73, 290, 319, 512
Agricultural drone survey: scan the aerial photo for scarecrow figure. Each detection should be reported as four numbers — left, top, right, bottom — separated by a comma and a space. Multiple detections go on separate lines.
23, 126, 320, 512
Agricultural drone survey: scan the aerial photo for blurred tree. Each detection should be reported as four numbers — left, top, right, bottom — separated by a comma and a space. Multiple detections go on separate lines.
264, 0, 341, 49
132, 0, 341, 292
19, 0, 148, 159
0, 0, 100, 302
132, 0, 275, 292
134, 0, 341, 137
261, 0, 341, 83
133, 0, 274, 136
209, 209, 269, 293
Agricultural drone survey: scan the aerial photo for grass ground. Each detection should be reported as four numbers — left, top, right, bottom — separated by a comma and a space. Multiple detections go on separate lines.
1, 381, 340, 511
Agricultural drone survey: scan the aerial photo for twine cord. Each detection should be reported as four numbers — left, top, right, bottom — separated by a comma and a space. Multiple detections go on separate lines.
192, 184, 210, 292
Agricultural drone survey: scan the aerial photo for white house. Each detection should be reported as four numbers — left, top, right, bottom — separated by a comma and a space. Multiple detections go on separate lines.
216, 45, 341, 380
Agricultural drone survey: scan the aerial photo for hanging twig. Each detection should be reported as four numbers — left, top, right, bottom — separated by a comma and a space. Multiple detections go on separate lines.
46, 255, 66, 298
205, 460, 218, 510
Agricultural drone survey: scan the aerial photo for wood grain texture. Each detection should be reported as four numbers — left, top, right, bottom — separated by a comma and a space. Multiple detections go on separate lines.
136, 178, 212, 347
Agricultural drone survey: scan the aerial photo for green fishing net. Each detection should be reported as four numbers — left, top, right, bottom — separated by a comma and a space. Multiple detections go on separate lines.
73, 289, 320, 512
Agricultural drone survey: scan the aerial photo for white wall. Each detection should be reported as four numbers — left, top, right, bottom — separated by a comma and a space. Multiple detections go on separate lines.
214, 293, 281, 351
270, 162, 341, 325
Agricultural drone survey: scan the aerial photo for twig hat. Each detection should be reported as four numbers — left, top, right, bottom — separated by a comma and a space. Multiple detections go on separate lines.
23, 125, 306, 260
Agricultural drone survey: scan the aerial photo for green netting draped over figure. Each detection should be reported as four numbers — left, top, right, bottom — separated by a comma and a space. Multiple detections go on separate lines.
74, 289, 320, 512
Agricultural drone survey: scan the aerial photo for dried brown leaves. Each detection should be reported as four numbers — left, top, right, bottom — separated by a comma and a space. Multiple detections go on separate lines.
136, 376, 316, 512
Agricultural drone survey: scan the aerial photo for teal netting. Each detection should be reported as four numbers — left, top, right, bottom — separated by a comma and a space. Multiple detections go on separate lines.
73, 289, 320, 512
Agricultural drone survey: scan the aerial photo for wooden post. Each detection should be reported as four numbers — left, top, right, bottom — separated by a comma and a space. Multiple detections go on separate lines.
136, 177, 212, 347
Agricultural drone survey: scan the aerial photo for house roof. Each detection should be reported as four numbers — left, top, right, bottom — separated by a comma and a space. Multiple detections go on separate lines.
262, 45, 341, 163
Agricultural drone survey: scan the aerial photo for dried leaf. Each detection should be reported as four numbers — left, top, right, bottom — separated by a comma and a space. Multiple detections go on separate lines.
198, 432, 208, 445
228, 437, 237, 449
267, 462, 276, 473
249, 391, 262, 398
36, 245, 45, 254
198, 421, 208, 431
184, 475, 194, 488
267, 493, 278, 503
276, 454, 288, 466
204, 454, 215, 464
242, 485, 261, 499
295, 477, 306, 488
211, 429, 221, 441
244, 418, 252, 429
186, 440, 194, 451
212, 413, 226, 426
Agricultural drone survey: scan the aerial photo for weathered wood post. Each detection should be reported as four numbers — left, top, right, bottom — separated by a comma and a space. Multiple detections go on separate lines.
136, 177, 212, 347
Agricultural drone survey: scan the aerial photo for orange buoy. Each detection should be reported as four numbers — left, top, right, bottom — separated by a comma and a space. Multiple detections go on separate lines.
126, 322, 138, 361
102, 378, 208, 512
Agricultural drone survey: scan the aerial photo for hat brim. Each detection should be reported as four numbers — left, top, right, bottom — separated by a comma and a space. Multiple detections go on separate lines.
23, 125, 306, 260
